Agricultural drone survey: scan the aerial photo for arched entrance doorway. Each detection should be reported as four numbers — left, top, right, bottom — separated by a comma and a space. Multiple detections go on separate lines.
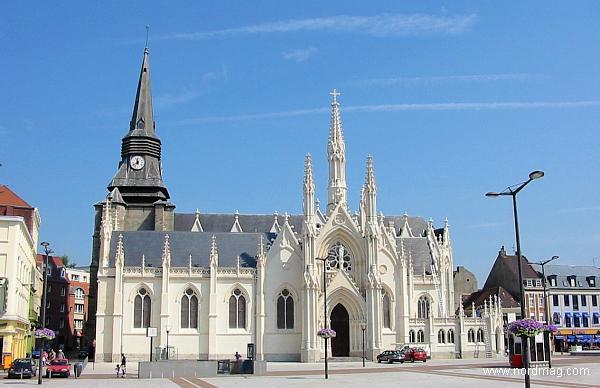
330, 303, 349, 356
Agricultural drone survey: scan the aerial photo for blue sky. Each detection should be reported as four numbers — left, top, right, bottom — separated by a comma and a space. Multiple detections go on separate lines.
2, 1, 600, 283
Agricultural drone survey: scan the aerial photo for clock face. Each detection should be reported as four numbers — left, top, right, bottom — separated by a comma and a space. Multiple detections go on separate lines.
130, 156, 145, 170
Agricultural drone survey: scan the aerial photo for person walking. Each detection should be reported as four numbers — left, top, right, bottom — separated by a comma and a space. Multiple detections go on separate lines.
120, 353, 127, 378
234, 352, 241, 361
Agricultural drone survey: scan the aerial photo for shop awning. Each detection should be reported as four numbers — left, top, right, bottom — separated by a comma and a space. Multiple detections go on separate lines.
555, 335, 564, 339
567, 335, 576, 342
573, 312, 581, 318
582, 312, 589, 318
593, 312, 600, 318
565, 312, 572, 318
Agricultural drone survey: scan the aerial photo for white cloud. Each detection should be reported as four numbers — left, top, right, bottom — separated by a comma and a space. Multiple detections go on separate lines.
167, 100, 600, 125
282, 47, 317, 62
155, 13, 477, 41
355, 73, 547, 87
556, 205, 600, 214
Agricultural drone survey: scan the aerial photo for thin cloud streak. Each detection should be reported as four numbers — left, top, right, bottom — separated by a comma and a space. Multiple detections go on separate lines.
556, 205, 600, 214
355, 73, 547, 87
167, 100, 600, 126
155, 13, 477, 41
282, 47, 317, 62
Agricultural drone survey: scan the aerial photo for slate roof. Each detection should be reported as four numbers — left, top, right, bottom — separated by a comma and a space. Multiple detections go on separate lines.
174, 213, 304, 234
398, 237, 433, 275
386, 215, 429, 237
530, 264, 600, 290
109, 231, 274, 268
462, 286, 520, 310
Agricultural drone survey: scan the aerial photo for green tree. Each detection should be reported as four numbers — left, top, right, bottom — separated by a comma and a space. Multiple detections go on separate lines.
60, 255, 76, 268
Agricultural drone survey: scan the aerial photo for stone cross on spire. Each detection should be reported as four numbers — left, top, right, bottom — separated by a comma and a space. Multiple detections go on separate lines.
330, 89, 341, 103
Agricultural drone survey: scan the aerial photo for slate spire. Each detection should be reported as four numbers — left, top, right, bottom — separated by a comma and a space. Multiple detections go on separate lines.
129, 48, 156, 135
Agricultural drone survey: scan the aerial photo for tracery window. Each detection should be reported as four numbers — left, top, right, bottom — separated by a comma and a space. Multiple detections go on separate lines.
382, 290, 391, 329
181, 288, 198, 329
477, 328, 485, 343
417, 329, 425, 343
229, 288, 246, 329
409, 329, 415, 342
417, 296, 430, 319
134, 288, 151, 328
468, 329, 475, 343
448, 329, 455, 343
325, 242, 352, 272
277, 289, 294, 329
438, 329, 445, 343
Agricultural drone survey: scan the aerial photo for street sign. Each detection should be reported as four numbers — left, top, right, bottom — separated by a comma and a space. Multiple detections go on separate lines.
146, 327, 157, 337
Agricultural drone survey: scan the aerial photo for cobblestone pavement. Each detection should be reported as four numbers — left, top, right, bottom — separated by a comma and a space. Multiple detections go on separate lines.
1, 356, 598, 387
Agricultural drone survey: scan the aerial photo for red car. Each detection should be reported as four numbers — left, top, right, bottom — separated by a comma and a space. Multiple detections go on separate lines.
406, 347, 427, 363
46, 359, 71, 378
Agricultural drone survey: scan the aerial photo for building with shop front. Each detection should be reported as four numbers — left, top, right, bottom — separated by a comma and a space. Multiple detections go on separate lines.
0, 185, 42, 361
89, 48, 505, 362
530, 264, 600, 350
66, 267, 90, 350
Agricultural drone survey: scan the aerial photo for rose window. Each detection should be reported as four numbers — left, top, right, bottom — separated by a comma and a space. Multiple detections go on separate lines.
326, 242, 352, 272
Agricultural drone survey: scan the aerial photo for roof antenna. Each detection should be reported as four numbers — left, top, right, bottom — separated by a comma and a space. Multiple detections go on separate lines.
145, 25, 150, 49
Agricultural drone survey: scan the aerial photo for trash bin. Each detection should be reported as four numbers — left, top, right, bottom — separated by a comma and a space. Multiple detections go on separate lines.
74, 362, 83, 378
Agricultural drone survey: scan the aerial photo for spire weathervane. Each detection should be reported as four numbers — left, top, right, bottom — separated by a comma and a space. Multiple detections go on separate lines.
329, 89, 340, 104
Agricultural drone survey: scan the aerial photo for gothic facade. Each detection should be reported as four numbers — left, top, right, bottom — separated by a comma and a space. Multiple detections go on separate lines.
90, 49, 504, 362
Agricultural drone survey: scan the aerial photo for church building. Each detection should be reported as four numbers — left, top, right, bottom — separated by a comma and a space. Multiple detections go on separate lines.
89, 48, 504, 362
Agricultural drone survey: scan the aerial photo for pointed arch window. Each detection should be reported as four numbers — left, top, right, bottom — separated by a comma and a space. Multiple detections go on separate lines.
417, 329, 425, 343
229, 288, 246, 329
438, 329, 445, 343
417, 296, 430, 319
382, 290, 391, 329
325, 242, 352, 272
477, 328, 485, 343
181, 288, 198, 329
277, 289, 294, 329
448, 329, 455, 344
134, 288, 151, 328
468, 329, 475, 343
409, 329, 415, 343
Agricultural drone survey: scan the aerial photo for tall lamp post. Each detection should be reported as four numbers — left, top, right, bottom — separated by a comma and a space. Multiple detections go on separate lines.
360, 321, 367, 367
486, 170, 544, 388
532, 255, 559, 368
38, 242, 52, 385
315, 257, 329, 379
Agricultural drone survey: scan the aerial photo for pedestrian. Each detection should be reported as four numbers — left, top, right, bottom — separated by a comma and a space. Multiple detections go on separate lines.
120, 353, 126, 378
49, 349, 56, 361
57, 349, 64, 359
234, 351, 241, 361
115, 364, 120, 378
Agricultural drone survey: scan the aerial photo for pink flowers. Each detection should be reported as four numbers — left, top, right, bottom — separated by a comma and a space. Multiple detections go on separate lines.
317, 328, 337, 338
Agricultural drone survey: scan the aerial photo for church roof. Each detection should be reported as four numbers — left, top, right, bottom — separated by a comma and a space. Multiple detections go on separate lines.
174, 212, 304, 234
110, 231, 272, 268
398, 237, 434, 274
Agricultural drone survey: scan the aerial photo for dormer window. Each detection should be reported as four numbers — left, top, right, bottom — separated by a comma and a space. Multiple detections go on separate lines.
587, 276, 596, 287
568, 276, 576, 287
548, 276, 557, 287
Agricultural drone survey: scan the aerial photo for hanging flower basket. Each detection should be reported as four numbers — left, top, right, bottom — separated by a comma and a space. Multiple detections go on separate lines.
35, 328, 56, 340
543, 324, 558, 334
317, 328, 336, 339
507, 319, 545, 337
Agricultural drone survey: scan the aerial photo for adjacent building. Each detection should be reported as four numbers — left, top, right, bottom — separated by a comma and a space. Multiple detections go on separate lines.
453, 266, 478, 313
530, 264, 600, 348
90, 48, 504, 362
66, 267, 90, 350
0, 185, 42, 360
483, 246, 546, 321
36, 255, 70, 349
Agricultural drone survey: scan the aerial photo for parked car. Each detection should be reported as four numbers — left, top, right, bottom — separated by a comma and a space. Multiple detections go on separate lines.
376, 350, 405, 364
7, 358, 36, 379
45, 359, 71, 378
405, 347, 427, 363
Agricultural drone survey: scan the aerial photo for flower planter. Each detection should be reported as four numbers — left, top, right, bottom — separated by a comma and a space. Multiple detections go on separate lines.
317, 328, 336, 339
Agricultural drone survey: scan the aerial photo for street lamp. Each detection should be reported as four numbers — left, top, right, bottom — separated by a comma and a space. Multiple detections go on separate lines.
166, 326, 171, 360
315, 257, 329, 379
360, 321, 367, 367
532, 255, 558, 368
38, 242, 52, 385
486, 170, 544, 388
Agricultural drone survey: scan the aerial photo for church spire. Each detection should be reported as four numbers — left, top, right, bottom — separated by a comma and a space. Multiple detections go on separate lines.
129, 48, 156, 135
327, 89, 347, 215
303, 154, 315, 221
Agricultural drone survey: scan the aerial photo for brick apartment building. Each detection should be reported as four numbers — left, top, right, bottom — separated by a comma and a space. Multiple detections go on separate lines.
36, 255, 70, 349
66, 267, 90, 350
